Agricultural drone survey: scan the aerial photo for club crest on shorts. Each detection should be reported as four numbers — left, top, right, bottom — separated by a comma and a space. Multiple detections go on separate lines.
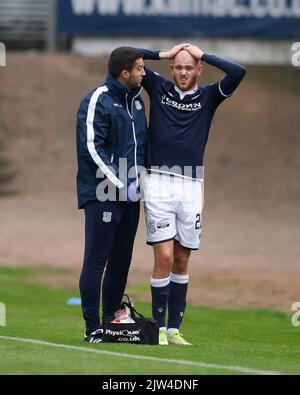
102, 212, 112, 223
135, 100, 142, 111
148, 220, 156, 234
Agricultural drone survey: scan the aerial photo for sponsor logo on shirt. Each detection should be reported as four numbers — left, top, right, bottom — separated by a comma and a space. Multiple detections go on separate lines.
161, 95, 202, 112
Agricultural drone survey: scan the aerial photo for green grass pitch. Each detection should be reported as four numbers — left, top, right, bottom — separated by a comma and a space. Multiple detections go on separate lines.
0, 267, 299, 375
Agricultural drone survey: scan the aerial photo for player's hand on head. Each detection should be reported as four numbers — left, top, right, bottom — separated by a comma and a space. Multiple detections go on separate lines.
184, 45, 205, 60
167, 43, 191, 59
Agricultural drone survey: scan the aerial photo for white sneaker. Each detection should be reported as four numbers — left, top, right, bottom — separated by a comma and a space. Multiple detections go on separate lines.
167, 332, 192, 346
84, 328, 103, 343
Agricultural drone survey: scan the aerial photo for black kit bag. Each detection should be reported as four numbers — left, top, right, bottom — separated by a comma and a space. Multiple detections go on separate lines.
102, 295, 159, 345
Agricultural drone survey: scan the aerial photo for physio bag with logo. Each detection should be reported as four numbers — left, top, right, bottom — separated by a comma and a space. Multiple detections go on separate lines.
102, 295, 159, 345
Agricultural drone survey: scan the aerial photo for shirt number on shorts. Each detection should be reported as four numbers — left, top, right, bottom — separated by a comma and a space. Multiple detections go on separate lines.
195, 214, 201, 230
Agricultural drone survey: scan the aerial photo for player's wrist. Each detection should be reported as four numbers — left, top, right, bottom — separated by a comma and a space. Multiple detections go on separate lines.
159, 51, 169, 60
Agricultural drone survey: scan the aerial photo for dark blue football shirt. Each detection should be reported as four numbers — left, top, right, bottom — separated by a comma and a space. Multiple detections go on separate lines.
140, 50, 246, 179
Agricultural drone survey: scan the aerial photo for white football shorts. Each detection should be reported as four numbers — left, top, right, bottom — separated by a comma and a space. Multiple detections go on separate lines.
143, 173, 204, 250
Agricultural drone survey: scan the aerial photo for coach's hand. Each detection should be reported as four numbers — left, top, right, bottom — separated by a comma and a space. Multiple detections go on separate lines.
184, 45, 205, 60
159, 43, 191, 60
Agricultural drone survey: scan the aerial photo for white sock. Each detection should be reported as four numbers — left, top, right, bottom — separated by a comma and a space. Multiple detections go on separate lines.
150, 276, 171, 287
160, 327, 167, 332
167, 328, 179, 336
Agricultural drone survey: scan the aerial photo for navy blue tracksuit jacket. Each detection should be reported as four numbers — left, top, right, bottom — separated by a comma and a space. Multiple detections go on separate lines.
76, 74, 147, 332
76, 73, 147, 208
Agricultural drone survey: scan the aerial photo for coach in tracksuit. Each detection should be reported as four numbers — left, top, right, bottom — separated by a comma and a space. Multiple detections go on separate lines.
76, 47, 147, 343
139, 44, 246, 345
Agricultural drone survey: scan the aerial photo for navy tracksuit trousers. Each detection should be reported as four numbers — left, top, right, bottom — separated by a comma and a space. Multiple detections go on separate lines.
79, 200, 140, 334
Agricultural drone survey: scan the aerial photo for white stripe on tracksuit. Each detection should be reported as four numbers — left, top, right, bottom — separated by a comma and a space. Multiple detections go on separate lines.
86, 85, 124, 189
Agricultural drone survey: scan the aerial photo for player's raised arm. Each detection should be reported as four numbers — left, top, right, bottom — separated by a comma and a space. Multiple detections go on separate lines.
137, 48, 164, 93
138, 48, 160, 60
185, 44, 246, 97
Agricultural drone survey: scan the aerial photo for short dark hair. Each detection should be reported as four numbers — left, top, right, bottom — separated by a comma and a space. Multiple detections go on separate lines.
108, 47, 143, 78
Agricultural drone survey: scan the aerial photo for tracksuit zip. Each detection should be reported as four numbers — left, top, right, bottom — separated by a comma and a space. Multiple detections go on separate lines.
126, 87, 143, 187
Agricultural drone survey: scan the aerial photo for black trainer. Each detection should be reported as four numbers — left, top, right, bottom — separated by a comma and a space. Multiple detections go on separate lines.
84, 328, 103, 343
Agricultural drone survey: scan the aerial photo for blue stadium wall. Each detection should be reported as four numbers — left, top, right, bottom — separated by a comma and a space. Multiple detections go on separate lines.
57, 0, 300, 38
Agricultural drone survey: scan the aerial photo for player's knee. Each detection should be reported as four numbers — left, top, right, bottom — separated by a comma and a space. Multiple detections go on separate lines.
173, 263, 188, 275
173, 255, 189, 274
157, 249, 173, 266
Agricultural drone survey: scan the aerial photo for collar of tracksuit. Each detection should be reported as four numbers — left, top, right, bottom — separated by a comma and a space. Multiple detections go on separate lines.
106, 74, 142, 98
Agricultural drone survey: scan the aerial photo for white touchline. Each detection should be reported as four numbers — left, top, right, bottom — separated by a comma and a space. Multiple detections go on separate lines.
0, 336, 282, 375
